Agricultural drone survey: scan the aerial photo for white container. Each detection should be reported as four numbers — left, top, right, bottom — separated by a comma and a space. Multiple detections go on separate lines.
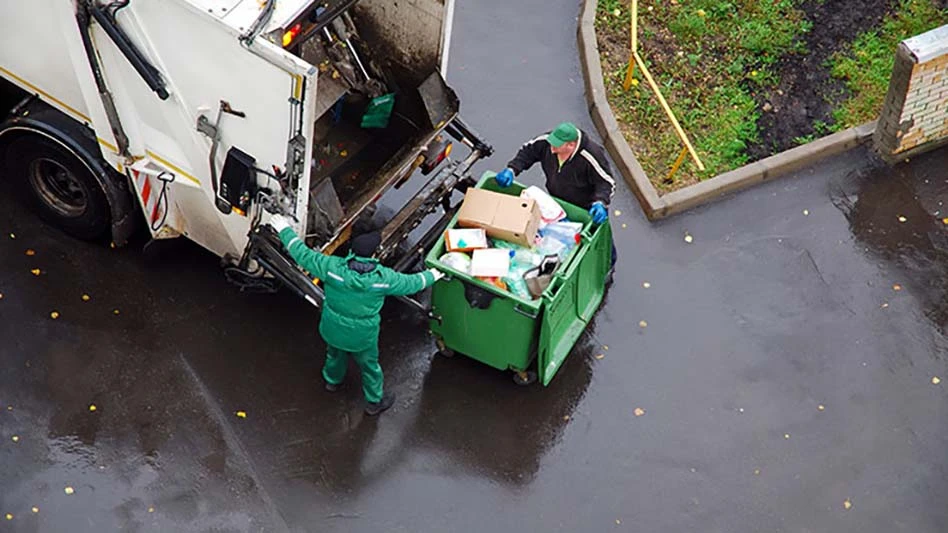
470, 249, 512, 277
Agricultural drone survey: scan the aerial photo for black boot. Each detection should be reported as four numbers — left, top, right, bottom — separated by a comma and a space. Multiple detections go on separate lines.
364, 392, 395, 416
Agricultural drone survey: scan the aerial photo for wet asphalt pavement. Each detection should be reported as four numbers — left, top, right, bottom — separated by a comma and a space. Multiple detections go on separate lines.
2, 1, 948, 531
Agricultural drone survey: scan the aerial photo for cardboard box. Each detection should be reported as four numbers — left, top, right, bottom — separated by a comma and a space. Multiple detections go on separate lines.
457, 188, 541, 248
444, 228, 488, 253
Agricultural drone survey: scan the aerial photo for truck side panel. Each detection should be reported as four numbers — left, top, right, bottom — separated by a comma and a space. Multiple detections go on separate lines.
91, 1, 314, 256
1, 1, 96, 129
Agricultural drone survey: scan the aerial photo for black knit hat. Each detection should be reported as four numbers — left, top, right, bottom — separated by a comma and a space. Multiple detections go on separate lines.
350, 231, 381, 258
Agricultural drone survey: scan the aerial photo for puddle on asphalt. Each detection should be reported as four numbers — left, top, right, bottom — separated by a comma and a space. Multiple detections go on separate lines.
830, 146, 948, 332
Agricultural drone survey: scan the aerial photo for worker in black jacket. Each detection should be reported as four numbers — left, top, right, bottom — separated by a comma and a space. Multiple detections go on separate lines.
496, 121, 617, 268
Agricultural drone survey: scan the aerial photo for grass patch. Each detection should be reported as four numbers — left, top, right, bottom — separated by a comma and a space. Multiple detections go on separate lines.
596, 0, 810, 191
829, 0, 948, 130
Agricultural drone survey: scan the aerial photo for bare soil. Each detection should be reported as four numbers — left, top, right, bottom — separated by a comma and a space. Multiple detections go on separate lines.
747, 0, 895, 159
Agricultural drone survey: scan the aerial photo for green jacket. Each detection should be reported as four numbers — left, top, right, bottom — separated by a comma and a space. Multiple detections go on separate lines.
279, 228, 435, 351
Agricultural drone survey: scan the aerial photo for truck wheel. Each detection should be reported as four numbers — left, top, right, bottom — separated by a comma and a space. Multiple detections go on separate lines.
7, 135, 110, 240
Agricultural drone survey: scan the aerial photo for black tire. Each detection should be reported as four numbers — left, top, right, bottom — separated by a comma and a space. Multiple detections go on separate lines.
7, 135, 110, 240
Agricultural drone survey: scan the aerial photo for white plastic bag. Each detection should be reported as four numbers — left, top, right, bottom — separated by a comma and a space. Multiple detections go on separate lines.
520, 186, 566, 225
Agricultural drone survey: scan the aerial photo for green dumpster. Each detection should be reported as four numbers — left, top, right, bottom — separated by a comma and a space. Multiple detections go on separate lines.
425, 173, 612, 386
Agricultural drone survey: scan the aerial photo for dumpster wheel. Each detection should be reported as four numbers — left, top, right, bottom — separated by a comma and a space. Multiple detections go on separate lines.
435, 338, 455, 358
512, 370, 537, 386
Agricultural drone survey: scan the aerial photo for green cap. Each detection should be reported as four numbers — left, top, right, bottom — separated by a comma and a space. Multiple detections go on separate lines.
547, 122, 579, 147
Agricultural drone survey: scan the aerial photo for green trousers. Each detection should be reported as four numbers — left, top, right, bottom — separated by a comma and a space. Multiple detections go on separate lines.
323, 343, 383, 403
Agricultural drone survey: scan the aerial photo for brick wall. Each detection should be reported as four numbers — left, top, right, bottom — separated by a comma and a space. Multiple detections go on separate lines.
874, 24, 948, 161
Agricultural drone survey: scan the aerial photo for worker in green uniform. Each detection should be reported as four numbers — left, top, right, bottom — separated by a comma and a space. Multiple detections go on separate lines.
270, 214, 444, 415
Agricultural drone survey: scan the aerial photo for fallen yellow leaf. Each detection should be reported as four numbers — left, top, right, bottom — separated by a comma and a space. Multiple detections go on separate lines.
82, 294, 91, 302
881, 302, 889, 309
9, 233, 14, 239
31, 269, 41, 276
803, 209, 809, 216
784, 433, 790, 439
621, 223, 628, 228
684, 234, 694, 243
88, 404, 97, 412
942, 218, 948, 225
64, 486, 74, 495
754, 469, 761, 475
5, 513, 11, 520
893, 284, 902, 291
933, 376, 941, 385
11, 435, 19, 442
614, 210, 622, 216
563, 415, 570, 421
616, 519, 621, 525
25, 249, 35, 256
843, 499, 852, 510
31, 507, 38, 514
148, 507, 154, 513
634, 407, 645, 417
818, 404, 825, 411
595, 354, 605, 360
603, 345, 609, 350
113, 309, 121, 315
235, 411, 247, 418
50, 311, 60, 320
643, 282, 651, 288
638, 320, 648, 328
898, 216, 907, 223
696, 8, 706, 16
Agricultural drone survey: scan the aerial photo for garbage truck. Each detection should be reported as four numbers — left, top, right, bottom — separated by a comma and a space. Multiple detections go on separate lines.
0, 0, 492, 308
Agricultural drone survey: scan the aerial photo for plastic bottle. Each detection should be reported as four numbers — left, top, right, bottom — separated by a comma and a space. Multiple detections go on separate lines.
540, 221, 583, 243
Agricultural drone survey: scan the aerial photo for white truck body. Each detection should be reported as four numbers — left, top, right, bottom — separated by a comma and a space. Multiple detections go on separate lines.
0, 0, 463, 267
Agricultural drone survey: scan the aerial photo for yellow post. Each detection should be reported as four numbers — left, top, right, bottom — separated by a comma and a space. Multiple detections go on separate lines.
666, 146, 689, 182
631, 0, 637, 52
622, 0, 638, 91
633, 51, 705, 170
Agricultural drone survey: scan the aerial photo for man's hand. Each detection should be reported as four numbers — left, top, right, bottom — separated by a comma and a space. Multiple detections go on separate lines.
428, 268, 446, 282
269, 214, 292, 233
589, 202, 608, 225
495, 168, 514, 188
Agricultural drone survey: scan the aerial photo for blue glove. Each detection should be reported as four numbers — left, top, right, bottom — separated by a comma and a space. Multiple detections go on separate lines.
589, 202, 608, 225
495, 167, 514, 188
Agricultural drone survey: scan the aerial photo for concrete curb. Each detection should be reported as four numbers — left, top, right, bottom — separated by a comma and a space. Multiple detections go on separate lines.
577, 0, 876, 221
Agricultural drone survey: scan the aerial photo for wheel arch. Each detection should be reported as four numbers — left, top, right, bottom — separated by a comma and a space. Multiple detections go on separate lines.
0, 102, 138, 245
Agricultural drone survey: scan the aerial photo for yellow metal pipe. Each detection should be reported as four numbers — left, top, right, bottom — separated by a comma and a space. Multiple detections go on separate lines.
631, 0, 637, 52
622, 0, 638, 91
667, 146, 689, 181
622, 63, 637, 91
632, 51, 705, 170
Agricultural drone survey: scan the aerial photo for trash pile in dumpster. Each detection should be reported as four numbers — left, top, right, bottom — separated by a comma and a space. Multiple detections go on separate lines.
439, 185, 583, 300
